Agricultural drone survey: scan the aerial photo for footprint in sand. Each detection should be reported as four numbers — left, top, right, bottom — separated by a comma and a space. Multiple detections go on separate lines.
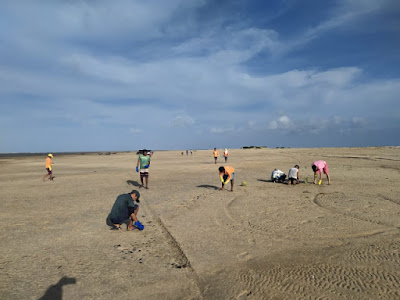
237, 252, 252, 261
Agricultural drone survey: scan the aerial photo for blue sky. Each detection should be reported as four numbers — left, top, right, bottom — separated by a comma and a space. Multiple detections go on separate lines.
1, 0, 399, 152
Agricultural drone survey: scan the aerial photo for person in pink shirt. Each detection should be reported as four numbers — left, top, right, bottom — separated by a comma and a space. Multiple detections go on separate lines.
312, 160, 331, 185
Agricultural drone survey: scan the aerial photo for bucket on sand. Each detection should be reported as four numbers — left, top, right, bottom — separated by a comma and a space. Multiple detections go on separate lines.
241, 181, 248, 186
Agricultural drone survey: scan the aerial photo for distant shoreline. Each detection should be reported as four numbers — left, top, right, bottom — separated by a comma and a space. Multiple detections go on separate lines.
0, 146, 398, 158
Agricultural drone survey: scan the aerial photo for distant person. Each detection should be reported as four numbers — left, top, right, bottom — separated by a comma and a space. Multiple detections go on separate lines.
288, 165, 300, 185
213, 148, 219, 164
312, 160, 331, 185
271, 169, 286, 183
136, 149, 151, 189
186, 150, 189, 156
190, 149, 193, 155
42, 154, 54, 181
223, 148, 229, 163
219, 166, 235, 191
107, 190, 144, 231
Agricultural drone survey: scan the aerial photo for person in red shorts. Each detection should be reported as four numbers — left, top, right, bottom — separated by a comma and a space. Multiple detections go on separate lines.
312, 160, 331, 185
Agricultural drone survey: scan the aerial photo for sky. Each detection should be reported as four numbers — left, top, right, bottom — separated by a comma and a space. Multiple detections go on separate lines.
1, 0, 399, 152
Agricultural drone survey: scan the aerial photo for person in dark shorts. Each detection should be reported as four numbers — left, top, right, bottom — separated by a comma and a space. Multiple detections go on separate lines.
288, 165, 300, 185
107, 190, 144, 231
219, 166, 235, 191
42, 154, 54, 181
136, 149, 151, 189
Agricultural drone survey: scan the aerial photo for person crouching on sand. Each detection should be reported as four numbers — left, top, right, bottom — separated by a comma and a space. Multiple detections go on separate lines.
219, 166, 235, 191
42, 154, 54, 181
271, 169, 286, 183
288, 165, 300, 185
312, 160, 331, 185
107, 190, 144, 231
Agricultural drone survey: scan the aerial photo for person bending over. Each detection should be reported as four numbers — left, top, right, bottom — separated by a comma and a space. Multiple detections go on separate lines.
312, 160, 331, 185
219, 166, 235, 191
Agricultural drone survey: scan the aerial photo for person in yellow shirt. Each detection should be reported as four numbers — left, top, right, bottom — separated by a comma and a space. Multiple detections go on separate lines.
212, 148, 219, 164
219, 166, 235, 191
42, 154, 54, 181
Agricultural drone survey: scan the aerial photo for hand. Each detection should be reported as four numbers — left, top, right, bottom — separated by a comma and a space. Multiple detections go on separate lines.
144, 164, 149, 169
136, 166, 139, 172
318, 180, 322, 185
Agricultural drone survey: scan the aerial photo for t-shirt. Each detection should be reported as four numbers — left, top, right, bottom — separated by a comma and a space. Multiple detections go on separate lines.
312, 160, 326, 173
109, 194, 136, 221
223, 150, 229, 157
45, 157, 52, 170
288, 167, 299, 179
138, 154, 151, 169
213, 150, 219, 157
271, 169, 285, 179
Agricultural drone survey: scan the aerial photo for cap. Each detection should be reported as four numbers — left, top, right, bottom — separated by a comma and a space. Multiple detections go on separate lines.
131, 190, 140, 202
48, 154, 53, 158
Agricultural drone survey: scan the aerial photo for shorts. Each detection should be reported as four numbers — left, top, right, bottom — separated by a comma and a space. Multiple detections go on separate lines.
223, 173, 235, 182
315, 165, 329, 174
109, 205, 138, 224
140, 169, 149, 176
289, 177, 298, 184
46, 168, 52, 175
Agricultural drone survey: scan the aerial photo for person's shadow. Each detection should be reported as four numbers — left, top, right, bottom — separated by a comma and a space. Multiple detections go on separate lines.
196, 184, 220, 190
39, 276, 77, 300
126, 180, 141, 187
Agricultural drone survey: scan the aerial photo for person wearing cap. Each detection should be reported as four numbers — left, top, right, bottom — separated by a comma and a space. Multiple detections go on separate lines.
223, 149, 229, 163
107, 190, 144, 231
42, 154, 54, 181
312, 160, 331, 185
213, 148, 219, 164
136, 149, 151, 189
219, 166, 235, 191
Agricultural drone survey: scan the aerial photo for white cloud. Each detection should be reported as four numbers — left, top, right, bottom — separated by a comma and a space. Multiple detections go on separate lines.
170, 115, 195, 128
129, 128, 142, 134
210, 126, 235, 134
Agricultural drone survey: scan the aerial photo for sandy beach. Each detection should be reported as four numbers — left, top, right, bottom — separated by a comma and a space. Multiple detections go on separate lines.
1, 147, 400, 299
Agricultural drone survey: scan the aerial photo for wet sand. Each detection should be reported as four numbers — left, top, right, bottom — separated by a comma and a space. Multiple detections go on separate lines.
1, 147, 400, 299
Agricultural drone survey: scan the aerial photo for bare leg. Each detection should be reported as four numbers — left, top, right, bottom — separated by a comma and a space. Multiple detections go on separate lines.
231, 180, 234, 191
326, 174, 331, 184
145, 176, 148, 189
127, 207, 139, 230
139, 174, 144, 187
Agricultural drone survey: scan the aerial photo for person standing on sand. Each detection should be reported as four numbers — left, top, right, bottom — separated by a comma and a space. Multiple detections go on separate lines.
312, 160, 331, 185
223, 148, 229, 163
136, 149, 151, 189
107, 190, 144, 231
42, 154, 54, 181
288, 165, 300, 185
213, 148, 219, 164
219, 166, 235, 191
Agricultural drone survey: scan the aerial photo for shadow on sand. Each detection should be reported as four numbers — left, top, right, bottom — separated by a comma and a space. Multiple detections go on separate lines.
39, 276, 77, 300
126, 180, 141, 187
257, 179, 271, 182
197, 184, 220, 190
